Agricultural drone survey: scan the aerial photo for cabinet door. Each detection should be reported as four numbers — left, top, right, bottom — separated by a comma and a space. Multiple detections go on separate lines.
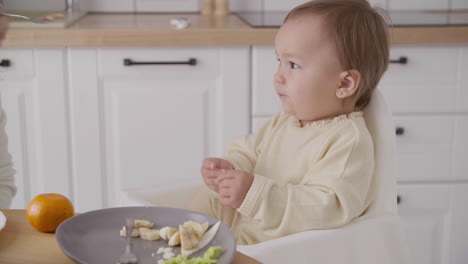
394, 115, 468, 182
0, 49, 70, 209
379, 45, 467, 113
69, 47, 250, 211
397, 184, 468, 264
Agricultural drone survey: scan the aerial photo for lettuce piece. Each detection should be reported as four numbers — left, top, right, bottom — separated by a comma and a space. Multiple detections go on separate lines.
163, 246, 222, 264
203, 246, 222, 260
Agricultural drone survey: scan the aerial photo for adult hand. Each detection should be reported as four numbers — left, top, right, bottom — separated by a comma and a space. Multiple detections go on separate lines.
201, 158, 234, 192
217, 169, 254, 209
0, 6, 10, 44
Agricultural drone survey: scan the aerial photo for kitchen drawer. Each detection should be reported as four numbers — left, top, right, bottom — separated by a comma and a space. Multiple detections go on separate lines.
98, 48, 220, 79
397, 183, 468, 264
396, 184, 450, 264
394, 115, 468, 182
0, 49, 35, 80
379, 45, 467, 113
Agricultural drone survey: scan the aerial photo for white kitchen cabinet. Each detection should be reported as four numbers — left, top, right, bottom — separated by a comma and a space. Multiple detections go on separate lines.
0, 48, 71, 209
379, 45, 468, 113
250, 44, 468, 264
68, 47, 250, 212
397, 184, 468, 264
394, 115, 468, 182
452, 0, 468, 9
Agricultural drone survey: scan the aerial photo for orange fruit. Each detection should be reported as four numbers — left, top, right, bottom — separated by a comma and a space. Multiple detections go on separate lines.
26, 193, 74, 233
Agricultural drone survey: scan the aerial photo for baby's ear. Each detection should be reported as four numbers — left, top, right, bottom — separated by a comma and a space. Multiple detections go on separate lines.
336, 70, 361, 99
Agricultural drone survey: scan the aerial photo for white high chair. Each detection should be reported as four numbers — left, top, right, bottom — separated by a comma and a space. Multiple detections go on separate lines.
120, 89, 410, 264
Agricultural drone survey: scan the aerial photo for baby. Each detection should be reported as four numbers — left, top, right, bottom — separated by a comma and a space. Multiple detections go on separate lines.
188, 0, 389, 245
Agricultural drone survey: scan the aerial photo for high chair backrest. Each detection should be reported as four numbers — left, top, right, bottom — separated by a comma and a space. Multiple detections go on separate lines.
362, 89, 398, 217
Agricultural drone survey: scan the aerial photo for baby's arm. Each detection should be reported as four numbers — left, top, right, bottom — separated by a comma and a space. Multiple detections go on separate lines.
236, 131, 375, 237
223, 113, 281, 173
200, 113, 281, 192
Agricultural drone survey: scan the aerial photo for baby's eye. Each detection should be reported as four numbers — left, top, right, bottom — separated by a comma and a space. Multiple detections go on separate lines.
289, 62, 300, 69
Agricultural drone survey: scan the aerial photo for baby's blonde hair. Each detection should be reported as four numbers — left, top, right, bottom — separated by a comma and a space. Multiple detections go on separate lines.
284, 0, 390, 110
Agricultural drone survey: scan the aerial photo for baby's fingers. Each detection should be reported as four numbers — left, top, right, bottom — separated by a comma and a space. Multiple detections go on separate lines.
201, 167, 220, 179
202, 158, 220, 169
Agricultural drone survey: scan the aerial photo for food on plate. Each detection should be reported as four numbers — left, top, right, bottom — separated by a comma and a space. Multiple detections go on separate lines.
163, 246, 223, 264
183, 220, 209, 239
179, 224, 200, 250
181, 221, 221, 256
160, 226, 178, 241
134, 219, 154, 228
168, 231, 181, 246
117, 219, 218, 254
157, 247, 176, 260
139, 227, 161, 240
119, 226, 140, 237
26, 193, 74, 233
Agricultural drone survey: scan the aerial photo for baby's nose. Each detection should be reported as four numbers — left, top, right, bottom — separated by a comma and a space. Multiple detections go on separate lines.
274, 71, 285, 85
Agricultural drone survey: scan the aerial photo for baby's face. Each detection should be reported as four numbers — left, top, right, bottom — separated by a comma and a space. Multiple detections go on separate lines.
274, 14, 344, 122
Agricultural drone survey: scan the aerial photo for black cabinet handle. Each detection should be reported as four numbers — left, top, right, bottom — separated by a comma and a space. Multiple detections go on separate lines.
397, 195, 401, 205
390, 56, 408, 64
123, 58, 197, 66
395, 127, 405, 135
0, 59, 11, 67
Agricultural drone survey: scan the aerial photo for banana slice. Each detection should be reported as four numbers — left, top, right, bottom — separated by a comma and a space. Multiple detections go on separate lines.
120, 226, 140, 237
183, 221, 205, 239
139, 227, 160, 240
179, 224, 200, 250
179, 225, 191, 250
160, 226, 177, 241
168, 231, 181, 246
181, 221, 221, 256
201, 222, 209, 233
134, 219, 154, 228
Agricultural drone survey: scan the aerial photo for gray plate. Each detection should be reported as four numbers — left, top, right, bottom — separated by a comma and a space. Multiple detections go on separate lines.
56, 206, 236, 264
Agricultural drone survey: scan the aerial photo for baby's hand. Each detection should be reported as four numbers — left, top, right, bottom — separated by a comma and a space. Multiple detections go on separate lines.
201, 158, 234, 192
217, 170, 254, 209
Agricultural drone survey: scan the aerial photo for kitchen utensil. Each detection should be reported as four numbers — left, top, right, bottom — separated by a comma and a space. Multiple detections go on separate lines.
118, 218, 138, 264
1, 13, 50, 24
0, 210, 6, 232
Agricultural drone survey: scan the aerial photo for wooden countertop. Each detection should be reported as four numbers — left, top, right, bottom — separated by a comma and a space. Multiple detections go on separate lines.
3, 13, 468, 47
0, 209, 261, 264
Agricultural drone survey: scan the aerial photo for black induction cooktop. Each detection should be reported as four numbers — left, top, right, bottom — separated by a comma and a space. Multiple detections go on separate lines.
235, 10, 468, 28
